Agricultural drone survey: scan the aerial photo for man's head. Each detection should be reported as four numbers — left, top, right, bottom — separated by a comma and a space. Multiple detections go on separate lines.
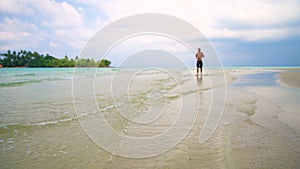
198, 48, 201, 52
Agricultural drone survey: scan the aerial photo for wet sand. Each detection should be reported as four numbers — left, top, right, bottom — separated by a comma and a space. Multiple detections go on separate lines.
277, 71, 300, 88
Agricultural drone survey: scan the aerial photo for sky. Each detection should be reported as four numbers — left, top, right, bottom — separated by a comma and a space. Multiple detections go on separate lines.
0, 0, 300, 67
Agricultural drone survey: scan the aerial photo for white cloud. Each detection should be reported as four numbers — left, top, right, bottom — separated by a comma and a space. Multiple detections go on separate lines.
0, 0, 100, 56
0, 17, 44, 50
0, 0, 33, 14
216, 27, 300, 41
49, 41, 58, 48
1, 0, 300, 60
37, 0, 84, 28
101, 34, 195, 67
0, 0, 85, 28
83, 0, 300, 41
73, 0, 300, 66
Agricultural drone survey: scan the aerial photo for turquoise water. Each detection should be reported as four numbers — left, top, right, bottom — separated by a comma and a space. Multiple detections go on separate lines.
0, 68, 74, 87
0, 68, 119, 87
0, 68, 118, 127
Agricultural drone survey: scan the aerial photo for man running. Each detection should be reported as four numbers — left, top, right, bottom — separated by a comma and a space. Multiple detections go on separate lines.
195, 48, 205, 76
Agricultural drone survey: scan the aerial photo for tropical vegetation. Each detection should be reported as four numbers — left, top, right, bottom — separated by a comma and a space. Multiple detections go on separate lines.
0, 50, 111, 67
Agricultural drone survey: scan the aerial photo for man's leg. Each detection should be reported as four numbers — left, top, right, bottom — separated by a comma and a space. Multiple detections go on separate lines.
200, 60, 203, 75
196, 61, 199, 75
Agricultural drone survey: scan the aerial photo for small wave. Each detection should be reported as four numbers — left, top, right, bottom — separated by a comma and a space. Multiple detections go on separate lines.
0, 77, 72, 88
32, 117, 76, 126
7, 138, 14, 144
0, 116, 78, 128
164, 93, 180, 99
0, 102, 123, 128
0, 80, 42, 87
14, 73, 36, 77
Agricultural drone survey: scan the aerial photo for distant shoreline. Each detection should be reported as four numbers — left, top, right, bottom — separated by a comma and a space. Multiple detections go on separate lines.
0, 66, 114, 68
0, 66, 299, 69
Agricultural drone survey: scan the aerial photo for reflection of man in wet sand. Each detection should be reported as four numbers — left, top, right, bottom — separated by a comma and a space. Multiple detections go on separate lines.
195, 48, 205, 76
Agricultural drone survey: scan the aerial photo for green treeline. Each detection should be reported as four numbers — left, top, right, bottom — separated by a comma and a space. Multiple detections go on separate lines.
0, 50, 111, 67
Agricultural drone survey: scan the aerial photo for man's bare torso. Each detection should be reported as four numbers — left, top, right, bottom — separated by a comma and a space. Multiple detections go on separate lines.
196, 52, 204, 61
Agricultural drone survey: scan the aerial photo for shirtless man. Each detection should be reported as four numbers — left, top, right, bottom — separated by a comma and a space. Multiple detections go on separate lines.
195, 48, 205, 76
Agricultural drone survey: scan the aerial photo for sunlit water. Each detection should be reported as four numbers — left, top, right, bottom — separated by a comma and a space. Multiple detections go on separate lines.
0, 68, 300, 168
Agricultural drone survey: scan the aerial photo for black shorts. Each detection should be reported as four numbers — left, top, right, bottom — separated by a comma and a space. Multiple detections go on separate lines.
196, 60, 203, 68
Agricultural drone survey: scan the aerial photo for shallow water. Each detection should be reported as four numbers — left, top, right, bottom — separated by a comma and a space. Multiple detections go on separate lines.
0, 68, 300, 168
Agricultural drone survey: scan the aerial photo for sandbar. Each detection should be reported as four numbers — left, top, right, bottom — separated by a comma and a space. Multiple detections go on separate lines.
277, 71, 300, 88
